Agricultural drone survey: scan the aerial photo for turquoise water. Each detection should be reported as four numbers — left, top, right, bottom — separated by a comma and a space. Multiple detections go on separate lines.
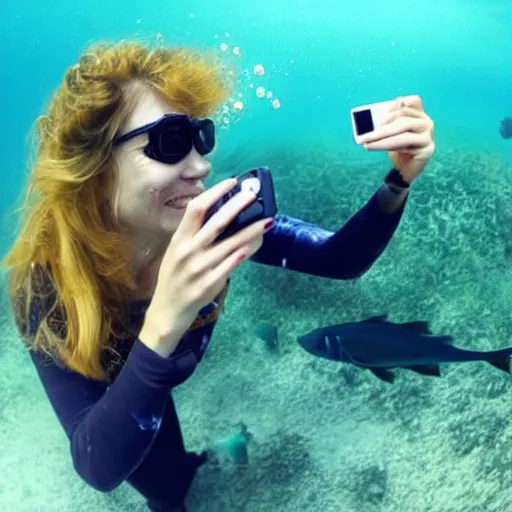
1, 0, 512, 510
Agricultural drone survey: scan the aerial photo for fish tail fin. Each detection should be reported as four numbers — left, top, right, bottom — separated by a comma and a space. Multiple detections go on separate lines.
486, 348, 512, 374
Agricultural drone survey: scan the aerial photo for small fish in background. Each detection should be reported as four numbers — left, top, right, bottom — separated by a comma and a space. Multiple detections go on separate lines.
209, 422, 253, 466
499, 116, 512, 139
297, 315, 512, 383
254, 322, 279, 353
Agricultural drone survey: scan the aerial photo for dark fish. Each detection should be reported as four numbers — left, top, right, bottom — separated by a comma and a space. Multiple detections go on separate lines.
254, 322, 279, 353
297, 315, 512, 383
499, 116, 512, 139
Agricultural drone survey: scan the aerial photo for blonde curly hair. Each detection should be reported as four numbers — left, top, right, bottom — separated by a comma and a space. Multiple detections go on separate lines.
3, 40, 230, 380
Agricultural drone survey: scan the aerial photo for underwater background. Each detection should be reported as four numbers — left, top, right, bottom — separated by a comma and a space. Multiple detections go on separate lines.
1, 0, 512, 510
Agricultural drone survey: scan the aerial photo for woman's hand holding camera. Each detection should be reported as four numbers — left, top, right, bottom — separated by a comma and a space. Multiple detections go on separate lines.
139, 178, 273, 357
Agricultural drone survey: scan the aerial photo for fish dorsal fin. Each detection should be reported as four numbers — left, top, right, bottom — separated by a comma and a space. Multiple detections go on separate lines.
408, 364, 441, 377
369, 368, 395, 383
364, 314, 388, 324
400, 321, 432, 334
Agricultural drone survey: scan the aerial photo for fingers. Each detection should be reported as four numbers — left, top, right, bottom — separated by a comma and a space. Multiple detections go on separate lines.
206, 231, 266, 288
243, 235, 265, 259
193, 188, 258, 248
207, 244, 250, 287
383, 107, 427, 124
175, 177, 238, 239
364, 132, 432, 152
361, 117, 429, 144
183, 215, 268, 306
389, 95, 424, 112
201, 217, 270, 272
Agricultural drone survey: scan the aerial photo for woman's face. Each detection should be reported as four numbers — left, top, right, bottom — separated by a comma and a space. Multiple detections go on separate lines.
112, 88, 212, 238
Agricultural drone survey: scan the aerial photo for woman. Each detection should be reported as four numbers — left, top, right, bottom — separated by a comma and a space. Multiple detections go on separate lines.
3, 41, 435, 511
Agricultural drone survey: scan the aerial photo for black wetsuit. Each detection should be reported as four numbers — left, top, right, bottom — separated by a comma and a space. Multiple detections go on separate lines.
23, 187, 406, 510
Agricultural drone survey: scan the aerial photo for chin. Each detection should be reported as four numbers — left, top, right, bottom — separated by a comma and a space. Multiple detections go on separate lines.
159, 208, 186, 233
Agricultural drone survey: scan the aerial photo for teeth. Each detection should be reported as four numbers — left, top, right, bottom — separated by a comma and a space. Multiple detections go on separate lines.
165, 196, 195, 208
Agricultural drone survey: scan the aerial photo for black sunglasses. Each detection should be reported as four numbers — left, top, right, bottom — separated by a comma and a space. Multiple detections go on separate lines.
113, 114, 215, 164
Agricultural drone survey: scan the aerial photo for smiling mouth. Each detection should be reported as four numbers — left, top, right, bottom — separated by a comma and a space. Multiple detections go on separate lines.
164, 195, 198, 209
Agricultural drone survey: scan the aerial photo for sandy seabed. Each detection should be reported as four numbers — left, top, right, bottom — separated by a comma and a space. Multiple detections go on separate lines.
2, 138, 512, 511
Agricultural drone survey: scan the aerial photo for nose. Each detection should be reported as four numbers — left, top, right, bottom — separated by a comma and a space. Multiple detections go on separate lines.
180, 148, 212, 181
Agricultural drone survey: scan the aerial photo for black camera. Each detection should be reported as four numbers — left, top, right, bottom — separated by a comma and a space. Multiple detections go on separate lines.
204, 167, 277, 241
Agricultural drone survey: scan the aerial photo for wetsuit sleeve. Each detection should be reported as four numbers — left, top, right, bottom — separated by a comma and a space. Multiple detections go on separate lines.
28, 310, 197, 492
250, 186, 406, 278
